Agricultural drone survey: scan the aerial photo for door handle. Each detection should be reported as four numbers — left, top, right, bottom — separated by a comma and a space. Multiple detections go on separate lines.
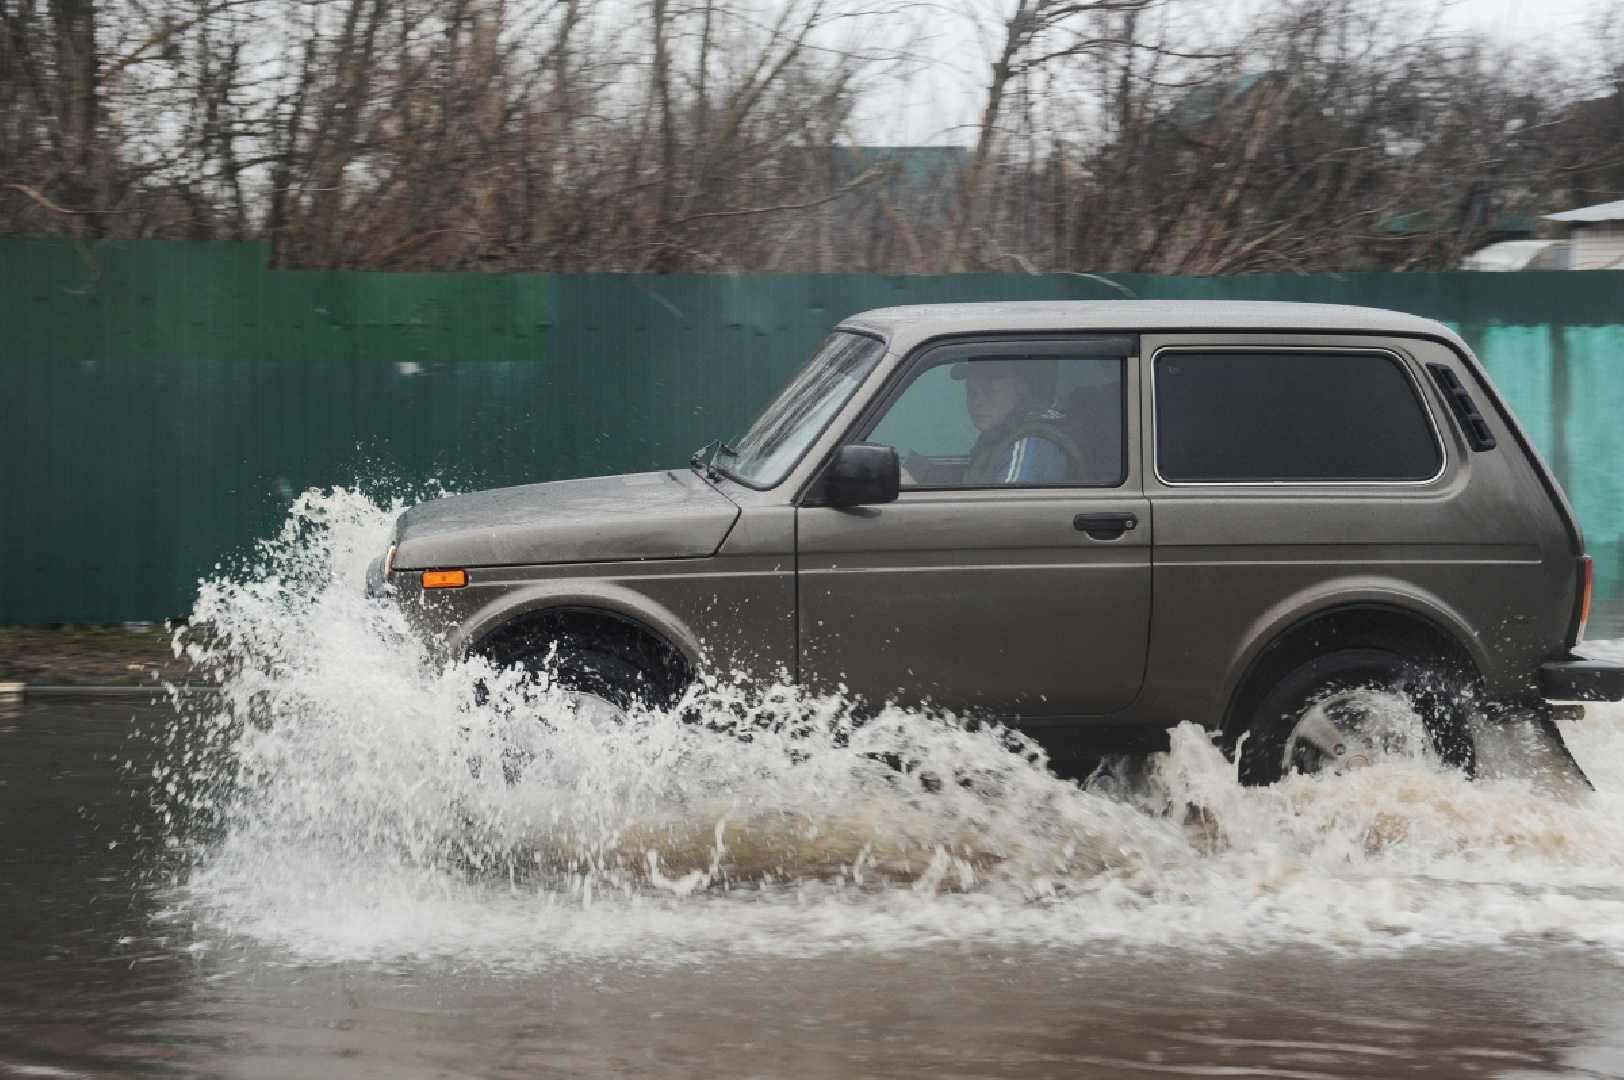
1074, 512, 1138, 540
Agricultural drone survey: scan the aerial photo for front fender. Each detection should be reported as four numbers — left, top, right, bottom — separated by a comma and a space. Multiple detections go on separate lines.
447, 580, 705, 669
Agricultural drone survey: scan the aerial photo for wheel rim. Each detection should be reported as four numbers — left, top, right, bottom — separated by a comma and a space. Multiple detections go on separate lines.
1282, 688, 1430, 776
558, 689, 629, 727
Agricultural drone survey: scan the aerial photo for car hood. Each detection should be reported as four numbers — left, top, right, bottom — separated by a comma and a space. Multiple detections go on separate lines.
390, 470, 740, 570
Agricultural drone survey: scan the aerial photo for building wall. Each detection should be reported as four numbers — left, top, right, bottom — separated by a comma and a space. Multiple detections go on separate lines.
1574, 223, 1624, 271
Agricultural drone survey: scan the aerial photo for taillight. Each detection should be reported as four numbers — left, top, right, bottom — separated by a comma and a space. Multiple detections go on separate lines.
1574, 556, 1594, 646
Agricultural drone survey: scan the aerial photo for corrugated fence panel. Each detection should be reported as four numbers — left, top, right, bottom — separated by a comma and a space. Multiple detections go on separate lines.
546, 273, 1087, 473
1566, 327, 1624, 611
2, 237, 1622, 628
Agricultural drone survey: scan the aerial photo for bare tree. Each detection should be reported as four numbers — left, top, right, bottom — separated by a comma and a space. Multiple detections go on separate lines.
1, 0, 1619, 273
939, 0, 1162, 270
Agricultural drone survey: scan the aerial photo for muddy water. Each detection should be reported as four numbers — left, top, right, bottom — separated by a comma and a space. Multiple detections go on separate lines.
4, 703, 1624, 1078
8, 490, 1624, 1077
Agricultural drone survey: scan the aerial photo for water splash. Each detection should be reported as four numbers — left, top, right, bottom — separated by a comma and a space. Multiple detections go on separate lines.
161, 489, 1624, 964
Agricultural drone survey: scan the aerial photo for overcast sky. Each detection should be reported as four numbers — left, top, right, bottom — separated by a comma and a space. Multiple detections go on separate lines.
1442, 0, 1606, 37
852, 0, 1617, 146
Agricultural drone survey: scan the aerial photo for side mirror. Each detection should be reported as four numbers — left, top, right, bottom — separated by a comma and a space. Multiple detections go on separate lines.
817, 443, 900, 507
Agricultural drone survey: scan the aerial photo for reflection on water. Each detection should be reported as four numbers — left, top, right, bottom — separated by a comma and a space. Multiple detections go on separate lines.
5, 489, 1624, 1075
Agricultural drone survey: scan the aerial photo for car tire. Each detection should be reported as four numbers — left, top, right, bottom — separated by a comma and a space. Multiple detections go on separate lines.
1236, 647, 1476, 786
481, 631, 687, 719
527, 642, 658, 716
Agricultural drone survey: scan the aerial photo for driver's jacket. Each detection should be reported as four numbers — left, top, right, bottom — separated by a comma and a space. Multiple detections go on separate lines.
963, 409, 1083, 485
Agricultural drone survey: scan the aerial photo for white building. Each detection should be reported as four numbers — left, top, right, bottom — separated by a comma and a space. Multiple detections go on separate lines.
1546, 200, 1624, 271
1461, 240, 1571, 272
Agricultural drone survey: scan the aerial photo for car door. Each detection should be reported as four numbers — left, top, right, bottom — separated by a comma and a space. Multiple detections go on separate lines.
1138, 335, 1538, 722
795, 336, 1151, 719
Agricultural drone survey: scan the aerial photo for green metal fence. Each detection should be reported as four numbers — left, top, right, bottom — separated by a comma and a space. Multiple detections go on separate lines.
2, 237, 1622, 631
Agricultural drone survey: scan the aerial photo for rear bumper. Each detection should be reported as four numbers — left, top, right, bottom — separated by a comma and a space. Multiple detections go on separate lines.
1541, 658, 1624, 702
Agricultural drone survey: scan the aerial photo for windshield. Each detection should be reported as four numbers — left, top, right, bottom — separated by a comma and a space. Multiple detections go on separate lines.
720, 331, 886, 487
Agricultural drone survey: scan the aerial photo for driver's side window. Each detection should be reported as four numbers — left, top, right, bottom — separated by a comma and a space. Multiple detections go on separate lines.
867, 352, 1125, 488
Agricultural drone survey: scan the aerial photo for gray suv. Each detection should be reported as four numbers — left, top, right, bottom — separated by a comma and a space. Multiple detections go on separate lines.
368, 301, 1623, 784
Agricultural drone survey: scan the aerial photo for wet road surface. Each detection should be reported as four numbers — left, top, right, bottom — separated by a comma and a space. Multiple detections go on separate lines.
5, 699, 1624, 1078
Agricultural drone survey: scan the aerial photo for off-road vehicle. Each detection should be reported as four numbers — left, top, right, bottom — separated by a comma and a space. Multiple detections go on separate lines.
368, 301, 1623, 783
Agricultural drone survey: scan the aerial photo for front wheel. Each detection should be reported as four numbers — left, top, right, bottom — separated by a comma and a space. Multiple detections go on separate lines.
524, 642, 658, 723
1236, 648, 1476, 786
478, 627, 687, 721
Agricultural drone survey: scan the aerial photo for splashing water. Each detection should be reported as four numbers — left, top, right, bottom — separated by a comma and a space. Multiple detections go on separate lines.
159, 489, 1624, 965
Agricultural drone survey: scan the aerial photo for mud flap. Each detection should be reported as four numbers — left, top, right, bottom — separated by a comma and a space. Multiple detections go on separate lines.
1474, 704, 1592, 801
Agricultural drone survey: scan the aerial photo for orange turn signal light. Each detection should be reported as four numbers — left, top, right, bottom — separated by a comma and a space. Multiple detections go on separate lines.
422, 569, 467, 589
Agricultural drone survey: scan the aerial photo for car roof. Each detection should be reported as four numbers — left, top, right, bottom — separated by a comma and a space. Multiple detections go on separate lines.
838, 300, 1461, 346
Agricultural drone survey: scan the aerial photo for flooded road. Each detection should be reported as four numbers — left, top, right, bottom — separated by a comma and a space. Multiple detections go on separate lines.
7, 698, 1624, 1079
9, 492, 1624, 1077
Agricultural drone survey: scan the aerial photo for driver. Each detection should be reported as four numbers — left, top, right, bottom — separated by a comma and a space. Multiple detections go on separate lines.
953, 358, 1081, 485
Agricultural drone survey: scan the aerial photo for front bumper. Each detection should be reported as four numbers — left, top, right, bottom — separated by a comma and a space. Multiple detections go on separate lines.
1541, 658, 1624, 702
364, 555, 390, 598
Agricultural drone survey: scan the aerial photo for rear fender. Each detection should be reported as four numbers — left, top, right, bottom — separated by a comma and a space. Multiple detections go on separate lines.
1218, 576, 1492, 724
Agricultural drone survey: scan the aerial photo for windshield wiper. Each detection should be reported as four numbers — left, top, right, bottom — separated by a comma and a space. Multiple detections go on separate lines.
690, 439, 737, 480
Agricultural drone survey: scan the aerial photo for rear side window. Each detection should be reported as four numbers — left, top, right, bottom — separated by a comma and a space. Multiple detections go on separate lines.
1155, 351, 1442, 482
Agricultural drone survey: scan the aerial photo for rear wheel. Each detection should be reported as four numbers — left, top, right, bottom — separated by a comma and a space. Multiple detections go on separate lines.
1236, 648, 1476, 786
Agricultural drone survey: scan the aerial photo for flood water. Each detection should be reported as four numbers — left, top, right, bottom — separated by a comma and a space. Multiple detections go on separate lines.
7, 491, 1624, 1077
6, 699, 1624, 1078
